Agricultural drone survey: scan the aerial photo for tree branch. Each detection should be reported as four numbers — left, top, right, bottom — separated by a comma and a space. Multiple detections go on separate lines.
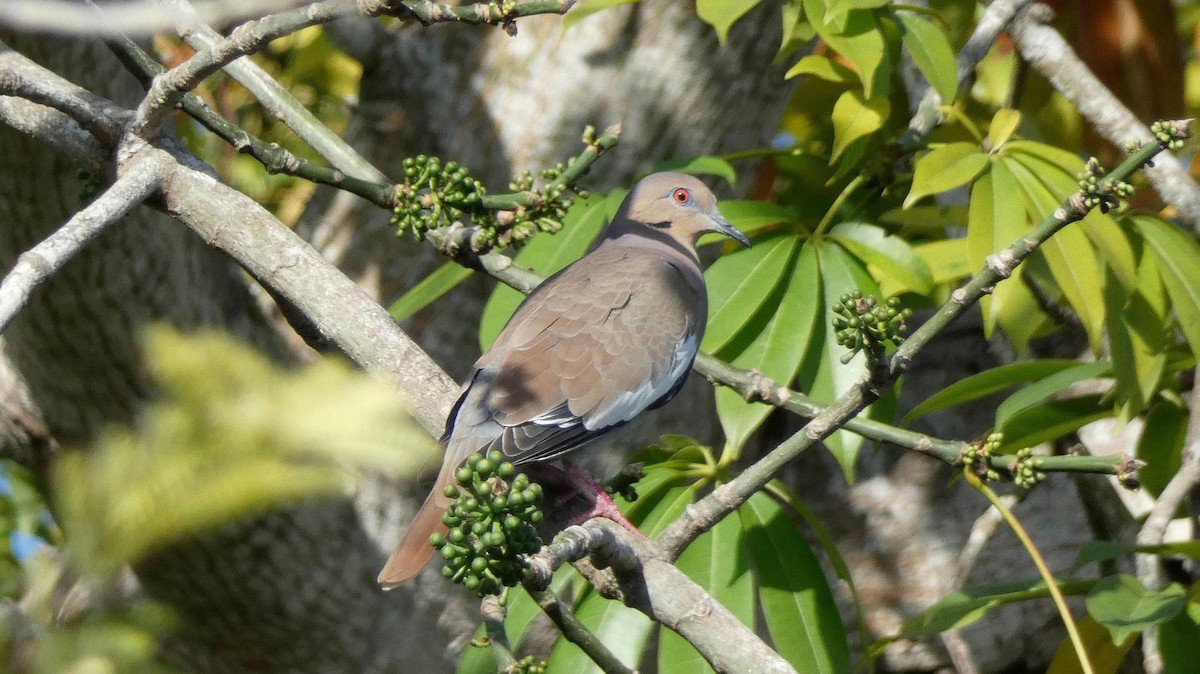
525, 520, 796, 674
0, 152, 168, 333
1009, 4, 1200, 231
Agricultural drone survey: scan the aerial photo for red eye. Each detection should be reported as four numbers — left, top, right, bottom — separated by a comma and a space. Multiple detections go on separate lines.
672, 188, 692, 204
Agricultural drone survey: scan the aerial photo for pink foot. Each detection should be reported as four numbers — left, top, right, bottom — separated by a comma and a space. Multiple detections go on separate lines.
527, 463, 645, 536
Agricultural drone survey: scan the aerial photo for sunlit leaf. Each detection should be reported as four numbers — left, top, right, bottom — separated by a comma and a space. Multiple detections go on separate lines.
1004, 157, 1106, 351
894, 10, 958, 102
808, 242, 876, 480
914, 239, 971, 285
1160, 603, 1200, 674
830, 221, 933, 294
829, 90, 889, 163
740, 492, 851, 674
806, 2, 889, 97
986, 108, 1022, 150
697, 0, 763, 43
1086, 575, 1186, 645
784, 55, 859, 83
967, 159, 1025, 338
905, 142, 988, 208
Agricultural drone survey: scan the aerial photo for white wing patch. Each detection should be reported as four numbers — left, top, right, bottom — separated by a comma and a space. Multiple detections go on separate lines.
581, 329, 698, 431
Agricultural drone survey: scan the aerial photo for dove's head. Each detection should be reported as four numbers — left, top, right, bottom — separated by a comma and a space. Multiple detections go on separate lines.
611, 172, 751, 249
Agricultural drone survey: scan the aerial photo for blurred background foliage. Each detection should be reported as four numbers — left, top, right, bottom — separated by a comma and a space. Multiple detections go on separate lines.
2, 330, 430, 672
7, 0, 1200, 672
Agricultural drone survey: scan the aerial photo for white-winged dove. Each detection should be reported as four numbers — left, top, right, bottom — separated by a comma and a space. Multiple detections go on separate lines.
378, 172, 750, 588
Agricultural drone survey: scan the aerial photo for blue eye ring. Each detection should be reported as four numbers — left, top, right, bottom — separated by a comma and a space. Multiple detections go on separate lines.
671, 187, 693, 205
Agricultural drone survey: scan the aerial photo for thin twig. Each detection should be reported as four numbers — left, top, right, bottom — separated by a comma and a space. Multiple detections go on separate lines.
105, 35, 396, 205
130, 0, 357, 137
0, 153, 168, 333
528, 588, 634, 674
160, 0, 388, 182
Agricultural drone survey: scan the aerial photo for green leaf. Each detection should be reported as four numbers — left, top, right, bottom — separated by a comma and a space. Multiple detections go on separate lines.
986, 108, 1022, 150
807, 2, 889, 97
1004, 157, 1106, 351
1136, 399, 1188, 497
829, 90, 889, 163
829, 221, 933, 294
715, 244, 821, 450
810, 242, 877, 479
997, 394, 1111, 453
478, 194, 608, 349
784, 54, 859, 83
1086, 575, 1186, 645
659, 512, 755, 674
388, 262, 473, 323
892, 579, 1096, 642
893, 11, 958, 102
740, 492, 851, 674
717, 200, 798, 237
879, 204, 968, 233
905, 142, 988, 208
703, 234, 800, 354
697, 0, 763, 43
1132, 213, 1200, 362
994, 362, 1110, 429
967, 159, 1026, 339
914, 239, 971, 285
902, 359, 1082, 426
1046, 614, 1137, 674
779, 0, 815, 60
652, 155, 738, 188
1159, 603, 1200, 674
562, 0, 639, 32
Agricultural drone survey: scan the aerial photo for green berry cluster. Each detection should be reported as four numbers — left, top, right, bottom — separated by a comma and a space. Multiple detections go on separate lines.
430, 451, 544, 598
1008, 447, 1045, 488
1150, 120, 1190, 151
392, 155, 487, 241
962, 432, 1003, 481
1076, 157, 1133, 213
833, 291, 912, 365
504, 656, 547, 674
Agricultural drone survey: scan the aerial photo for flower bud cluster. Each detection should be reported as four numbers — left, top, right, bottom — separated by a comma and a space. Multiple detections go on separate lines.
833, 291, 911, 365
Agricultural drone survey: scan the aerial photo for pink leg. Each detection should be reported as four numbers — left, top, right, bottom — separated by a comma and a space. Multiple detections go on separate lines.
527, 463, 645, 536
